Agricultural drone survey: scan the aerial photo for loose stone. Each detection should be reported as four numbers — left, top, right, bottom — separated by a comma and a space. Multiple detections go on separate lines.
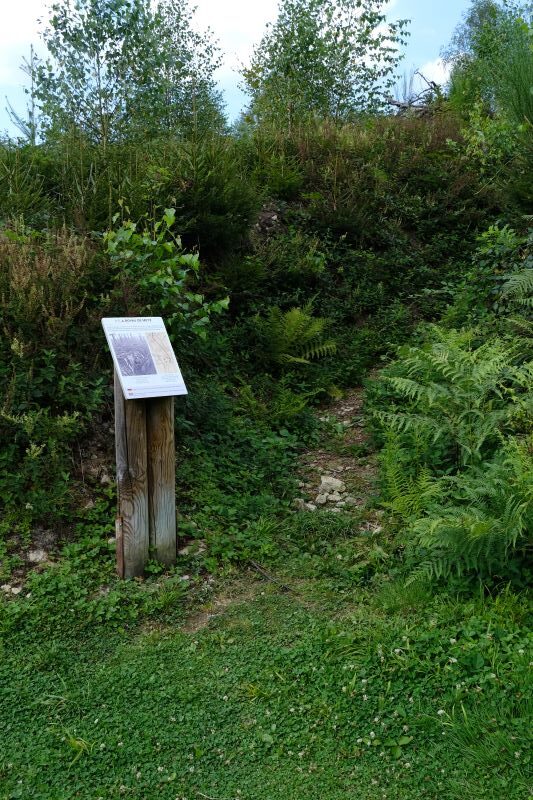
319, 475, 346, 494
27, 549, 48, 564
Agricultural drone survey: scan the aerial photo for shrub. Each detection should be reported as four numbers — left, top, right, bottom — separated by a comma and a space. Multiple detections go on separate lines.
104, 208, 229, 343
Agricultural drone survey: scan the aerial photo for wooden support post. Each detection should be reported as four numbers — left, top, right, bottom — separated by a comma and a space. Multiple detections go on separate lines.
114, 370, 149, 578
146, 396, 176, 567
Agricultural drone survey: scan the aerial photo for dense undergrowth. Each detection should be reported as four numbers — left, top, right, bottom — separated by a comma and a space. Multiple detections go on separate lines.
1, 113, 531, 581
1, 1, 532, 793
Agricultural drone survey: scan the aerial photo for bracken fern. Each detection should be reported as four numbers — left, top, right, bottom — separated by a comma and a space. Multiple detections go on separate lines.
372, 325, 532, 581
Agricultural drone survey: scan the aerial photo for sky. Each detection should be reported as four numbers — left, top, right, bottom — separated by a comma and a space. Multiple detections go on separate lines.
0, 0, 473, 136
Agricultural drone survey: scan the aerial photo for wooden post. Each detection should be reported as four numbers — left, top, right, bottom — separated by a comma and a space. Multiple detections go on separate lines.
146, 396, 176, 567
114, 370, 149, 578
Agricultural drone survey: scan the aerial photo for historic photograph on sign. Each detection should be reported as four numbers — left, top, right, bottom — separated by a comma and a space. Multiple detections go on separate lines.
111, 333, 157, 376
146, 331, 179, 374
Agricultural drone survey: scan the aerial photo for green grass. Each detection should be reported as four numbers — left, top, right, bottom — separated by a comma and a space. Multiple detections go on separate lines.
1, 514, 531, 800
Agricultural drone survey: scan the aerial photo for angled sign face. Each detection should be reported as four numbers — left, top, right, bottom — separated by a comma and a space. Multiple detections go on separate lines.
102, 317, 188, 399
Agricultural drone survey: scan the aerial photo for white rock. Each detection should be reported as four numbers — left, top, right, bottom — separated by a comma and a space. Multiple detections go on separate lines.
315, 494, 328, 505
292, 498, 306, 511
319, 476, 346, 494
305, 503, 317, 512
1, 584, 12, 593
328, 492, 342, 503
11, 587, 22, 595
27, 548, 48, 564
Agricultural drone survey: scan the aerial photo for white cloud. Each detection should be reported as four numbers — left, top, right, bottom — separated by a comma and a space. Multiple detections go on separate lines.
0, 1, 48, 87
194, 0, 279, 71
418, 58, 451, 87
0, 0, 47, 43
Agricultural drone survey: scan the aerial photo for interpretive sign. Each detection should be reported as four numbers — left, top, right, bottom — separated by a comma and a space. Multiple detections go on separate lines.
102, 317, 184, 578
102, 317, 187, 399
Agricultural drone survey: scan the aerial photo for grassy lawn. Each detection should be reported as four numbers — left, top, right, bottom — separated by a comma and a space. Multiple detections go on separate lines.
1, 523, 531, 800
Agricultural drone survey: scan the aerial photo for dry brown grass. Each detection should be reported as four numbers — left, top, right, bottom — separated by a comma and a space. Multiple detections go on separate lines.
0, 227, 97, 347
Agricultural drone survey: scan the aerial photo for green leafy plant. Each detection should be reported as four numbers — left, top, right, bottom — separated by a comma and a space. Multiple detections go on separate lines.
255, 301, 336, 365
372, 327, 526, 467
105, 207, 229, 340
408, 436, 533, 582
371, 324, 532, 580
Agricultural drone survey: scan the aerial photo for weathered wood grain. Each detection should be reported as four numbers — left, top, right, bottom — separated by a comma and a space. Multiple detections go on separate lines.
146, 396, 176, 567
114, 370, 149, 578
115, 515, 125, 579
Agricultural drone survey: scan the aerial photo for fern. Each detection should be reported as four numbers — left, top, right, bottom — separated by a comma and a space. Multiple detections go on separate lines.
380, 435, 441, 519
372, 330, 525, 467
257, 302, 336, 365
371, 325, 532, 581
405, 437, 533, 583
501, 268, 533, 308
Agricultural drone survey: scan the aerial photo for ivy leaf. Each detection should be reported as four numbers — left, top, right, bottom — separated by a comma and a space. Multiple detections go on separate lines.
163, 208, 176, 228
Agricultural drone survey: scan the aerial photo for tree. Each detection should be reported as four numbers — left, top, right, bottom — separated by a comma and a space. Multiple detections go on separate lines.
444, 1, 533, 209
241, 0, 409, 129
444, 0, 533, 125
35, 0, 225, 145
149, 0, 226, 137
6, 46, 38, 145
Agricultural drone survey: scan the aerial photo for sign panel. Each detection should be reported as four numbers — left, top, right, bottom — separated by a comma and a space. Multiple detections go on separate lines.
102, 317, 188, 399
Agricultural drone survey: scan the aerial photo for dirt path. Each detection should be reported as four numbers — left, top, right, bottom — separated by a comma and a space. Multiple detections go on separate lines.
180, 387, 382, 633
293, 388, 379, 516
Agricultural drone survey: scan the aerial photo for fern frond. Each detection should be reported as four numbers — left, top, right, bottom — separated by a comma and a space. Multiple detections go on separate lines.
501, 269, 533, 303
405, 437, 533, 581
301, 339, 336, 361
257, 303, 335, 366
373, 409, 448, 438
384, 376, 450, 406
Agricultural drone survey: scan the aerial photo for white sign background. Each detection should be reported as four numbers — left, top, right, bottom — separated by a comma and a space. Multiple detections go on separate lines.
102, 317, 188, 400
